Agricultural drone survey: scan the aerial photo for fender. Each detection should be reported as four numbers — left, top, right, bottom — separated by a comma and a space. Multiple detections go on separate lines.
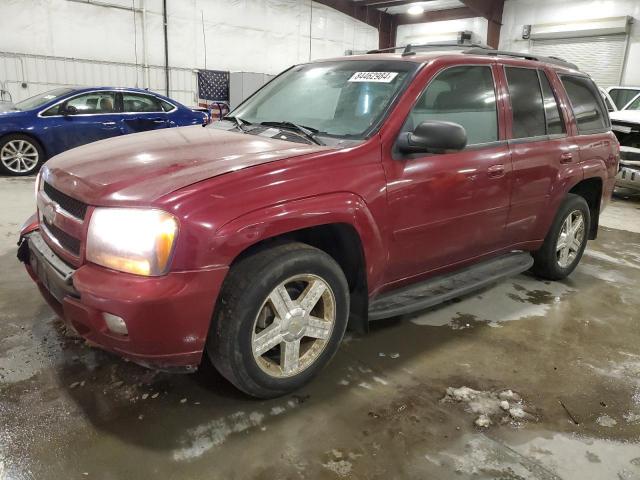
208, 192, 387, 293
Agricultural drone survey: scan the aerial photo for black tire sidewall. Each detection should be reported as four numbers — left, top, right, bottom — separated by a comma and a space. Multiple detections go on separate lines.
536, 194, 590, 279
0, 134, 44, 176
213, 246, 349, 396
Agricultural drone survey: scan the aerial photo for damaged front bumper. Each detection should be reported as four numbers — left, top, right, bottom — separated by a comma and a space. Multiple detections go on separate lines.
18, 228, 228, 372
615, 146, 640, 192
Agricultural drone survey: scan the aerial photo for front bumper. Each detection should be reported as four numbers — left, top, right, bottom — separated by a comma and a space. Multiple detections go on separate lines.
20, 230, 228, 371
615, 147, 640, 192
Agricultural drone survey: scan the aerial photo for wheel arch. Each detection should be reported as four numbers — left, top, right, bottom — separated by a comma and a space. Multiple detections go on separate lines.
568, 176, 603, 240
210, 193, 386, 333
0, 130, 48, 159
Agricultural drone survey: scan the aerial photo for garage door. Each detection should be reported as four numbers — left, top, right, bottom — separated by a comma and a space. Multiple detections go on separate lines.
532, 35, 627, 88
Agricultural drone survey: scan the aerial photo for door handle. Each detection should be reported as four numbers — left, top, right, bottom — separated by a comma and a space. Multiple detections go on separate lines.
102, 121, 117, 127
152, 119, 166, 124
560, 152, 573, 164
487, 164, 505, 178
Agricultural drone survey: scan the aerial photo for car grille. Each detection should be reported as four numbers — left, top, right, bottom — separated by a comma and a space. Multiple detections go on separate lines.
42, 217, 81, 256
43, 182, 88, 220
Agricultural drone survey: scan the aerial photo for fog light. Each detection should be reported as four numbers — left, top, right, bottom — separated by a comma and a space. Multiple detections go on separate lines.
103, 312, 128, 335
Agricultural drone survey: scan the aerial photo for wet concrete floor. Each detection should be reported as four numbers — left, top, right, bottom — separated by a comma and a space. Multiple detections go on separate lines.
1, 176, 639, 479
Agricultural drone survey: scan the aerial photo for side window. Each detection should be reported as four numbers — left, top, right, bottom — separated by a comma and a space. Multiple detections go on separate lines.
41, 104, 61, 116
406, 65, 498, 145
560, 75, 608, 134
539, 71, 565, 135
65, 92, 116, 114
122, 93, 164, 113
608, 88, 640, 110
160, 99, 175, 112
505, 67, 546, 138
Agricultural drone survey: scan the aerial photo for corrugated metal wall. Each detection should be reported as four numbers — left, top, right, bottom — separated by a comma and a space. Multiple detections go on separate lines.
0, 52, 197, 106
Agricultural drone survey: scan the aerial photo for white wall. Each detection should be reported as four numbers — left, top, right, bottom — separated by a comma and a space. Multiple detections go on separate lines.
500, 0, 640, 86
396, 17, 489, 46
0, 0, 378, 104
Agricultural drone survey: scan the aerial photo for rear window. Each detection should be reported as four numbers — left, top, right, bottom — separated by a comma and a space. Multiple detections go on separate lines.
560, 75, 609, 134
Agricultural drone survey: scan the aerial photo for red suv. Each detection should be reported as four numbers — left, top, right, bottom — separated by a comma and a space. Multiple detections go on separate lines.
18, 46, 619, 398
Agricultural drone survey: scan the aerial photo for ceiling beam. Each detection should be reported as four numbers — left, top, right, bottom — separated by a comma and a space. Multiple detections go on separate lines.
460, 0, 504, 47
313, 0, 398, 49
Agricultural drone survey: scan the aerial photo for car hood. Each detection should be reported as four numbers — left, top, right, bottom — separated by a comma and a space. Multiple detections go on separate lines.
45, 125, 330, 206
609, 110, 640, 124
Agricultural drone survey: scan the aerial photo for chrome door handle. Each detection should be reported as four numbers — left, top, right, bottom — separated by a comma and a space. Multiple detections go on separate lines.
560, 152, 573, 164
102, 121, 117, 127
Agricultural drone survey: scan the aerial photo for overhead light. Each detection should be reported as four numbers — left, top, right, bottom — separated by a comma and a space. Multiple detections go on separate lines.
407, 4, 424, 15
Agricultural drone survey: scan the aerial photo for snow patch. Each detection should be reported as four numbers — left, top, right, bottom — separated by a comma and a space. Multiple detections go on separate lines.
596, 414, 617, 428
442, 386, 533, 427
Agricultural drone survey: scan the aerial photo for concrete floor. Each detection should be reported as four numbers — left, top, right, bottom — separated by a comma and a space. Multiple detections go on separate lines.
1, 176, 639, 480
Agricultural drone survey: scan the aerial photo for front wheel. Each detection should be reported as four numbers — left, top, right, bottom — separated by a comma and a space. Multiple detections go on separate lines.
531, 194, 590, 280
208, 242, 350, 398
0, 134, 44, 176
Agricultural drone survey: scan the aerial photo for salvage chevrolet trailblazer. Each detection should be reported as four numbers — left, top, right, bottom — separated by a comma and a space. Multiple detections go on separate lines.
18, 45, 619, 398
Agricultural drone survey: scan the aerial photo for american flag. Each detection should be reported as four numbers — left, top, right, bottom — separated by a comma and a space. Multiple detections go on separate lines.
198, 69, 230, 120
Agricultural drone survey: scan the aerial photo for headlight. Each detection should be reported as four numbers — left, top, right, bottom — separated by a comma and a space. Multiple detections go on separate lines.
86, 208, 179, 276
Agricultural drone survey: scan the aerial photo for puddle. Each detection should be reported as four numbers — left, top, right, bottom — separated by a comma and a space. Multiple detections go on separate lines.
409, 275, 572, 328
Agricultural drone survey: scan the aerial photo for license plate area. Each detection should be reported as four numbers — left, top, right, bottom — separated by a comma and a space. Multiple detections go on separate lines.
27, 231, 77, 303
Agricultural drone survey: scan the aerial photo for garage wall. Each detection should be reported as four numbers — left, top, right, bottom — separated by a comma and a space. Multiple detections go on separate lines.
396, 17, 489, 46
500, 0, 640, 87
0, 0, 378, 105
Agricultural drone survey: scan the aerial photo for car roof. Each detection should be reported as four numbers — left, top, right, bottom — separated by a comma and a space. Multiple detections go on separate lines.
69, 86, 160, 95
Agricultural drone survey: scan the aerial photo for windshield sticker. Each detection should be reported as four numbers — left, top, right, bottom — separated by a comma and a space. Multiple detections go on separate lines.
348, 72, 398, 83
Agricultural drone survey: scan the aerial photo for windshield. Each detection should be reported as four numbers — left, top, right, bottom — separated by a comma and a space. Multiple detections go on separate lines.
232, 60, 417, 138
13, 88, 74, 111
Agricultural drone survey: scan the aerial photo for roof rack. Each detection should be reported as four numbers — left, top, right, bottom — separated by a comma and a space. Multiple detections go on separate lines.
463, 46, 579, 70
366, 42, 485, 56
366, 43, 579, 70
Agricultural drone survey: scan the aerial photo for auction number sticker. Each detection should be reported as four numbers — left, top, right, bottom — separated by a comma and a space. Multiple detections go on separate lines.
349, 72, 398, 83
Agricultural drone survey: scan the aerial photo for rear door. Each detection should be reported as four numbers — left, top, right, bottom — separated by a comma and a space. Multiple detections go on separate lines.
119, 92, 173, 133
500, 65, 580, 244
382, 63, 512, 281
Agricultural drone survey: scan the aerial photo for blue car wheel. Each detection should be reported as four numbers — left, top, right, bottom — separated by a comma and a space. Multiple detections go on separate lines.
0, 134, 43, 176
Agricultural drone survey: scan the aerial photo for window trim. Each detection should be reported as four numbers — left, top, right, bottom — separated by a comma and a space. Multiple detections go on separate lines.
394, 62, 501, 158
559, 73, 611, 136
38, 90, 176, 118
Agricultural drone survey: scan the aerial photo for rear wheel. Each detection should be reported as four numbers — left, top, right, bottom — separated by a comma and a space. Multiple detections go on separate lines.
531, 194, 590, 280
0, 134, 44, 176
208, 242, 349, 398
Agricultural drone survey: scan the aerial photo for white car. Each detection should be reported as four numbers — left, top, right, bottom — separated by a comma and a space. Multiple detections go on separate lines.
606, 90, 640, 192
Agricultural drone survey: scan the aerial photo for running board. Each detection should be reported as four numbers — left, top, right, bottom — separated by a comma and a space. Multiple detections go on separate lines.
368, 252, 534, 321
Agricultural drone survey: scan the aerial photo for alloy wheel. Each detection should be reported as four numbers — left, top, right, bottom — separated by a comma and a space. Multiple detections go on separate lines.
556, 209, 585, 268
251, 274, 336, 378
1, 139, 40, 174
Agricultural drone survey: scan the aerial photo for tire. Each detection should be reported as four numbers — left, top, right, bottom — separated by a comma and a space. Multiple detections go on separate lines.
531, 194, 590, 280
208, 242, 350, 398
0, 134, 44, 176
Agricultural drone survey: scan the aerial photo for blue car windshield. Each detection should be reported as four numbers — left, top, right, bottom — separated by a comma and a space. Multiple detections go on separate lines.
13, 88, 75, 111
231, 60, 417, 138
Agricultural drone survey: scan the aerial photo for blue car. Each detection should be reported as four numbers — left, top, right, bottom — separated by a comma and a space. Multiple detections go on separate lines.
0, 87, 209, 176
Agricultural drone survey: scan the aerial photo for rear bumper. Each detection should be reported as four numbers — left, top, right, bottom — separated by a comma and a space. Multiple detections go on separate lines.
21, 231, 228, 371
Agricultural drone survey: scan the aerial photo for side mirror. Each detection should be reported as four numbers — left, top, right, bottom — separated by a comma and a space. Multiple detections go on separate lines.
397, 120, 467, 154
61, 104, 78, 115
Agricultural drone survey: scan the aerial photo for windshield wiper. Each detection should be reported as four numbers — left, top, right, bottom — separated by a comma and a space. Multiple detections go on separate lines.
260, 121, 324, 146
223, 115, 251, 132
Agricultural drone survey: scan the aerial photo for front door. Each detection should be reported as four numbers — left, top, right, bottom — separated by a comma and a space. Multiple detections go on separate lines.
383, 64, 511, 282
